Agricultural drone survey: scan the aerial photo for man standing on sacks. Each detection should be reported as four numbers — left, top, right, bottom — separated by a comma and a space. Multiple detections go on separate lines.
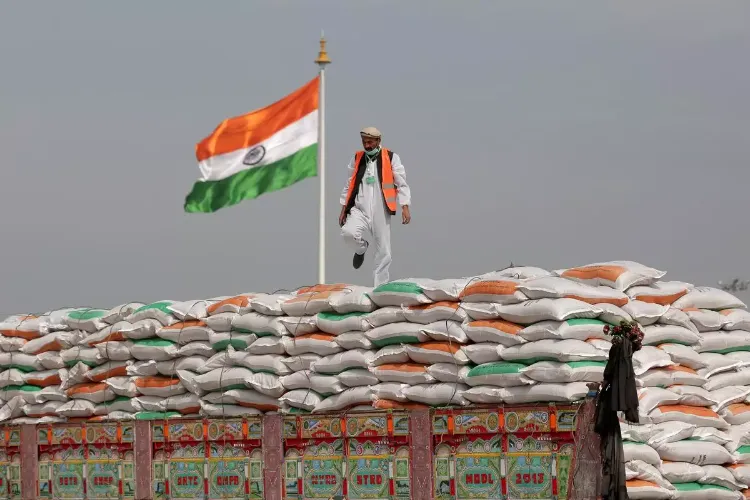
339, 127, 412, 286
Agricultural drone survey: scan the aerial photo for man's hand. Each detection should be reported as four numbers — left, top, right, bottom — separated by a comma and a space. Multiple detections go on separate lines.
339, 206, 347, 227
402, 205, 411, 225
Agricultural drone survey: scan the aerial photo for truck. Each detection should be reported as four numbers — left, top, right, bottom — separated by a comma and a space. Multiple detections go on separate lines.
0, 396, 601, 500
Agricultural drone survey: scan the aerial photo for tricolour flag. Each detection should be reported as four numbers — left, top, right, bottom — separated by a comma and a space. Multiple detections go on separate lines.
184, 77, 319, 213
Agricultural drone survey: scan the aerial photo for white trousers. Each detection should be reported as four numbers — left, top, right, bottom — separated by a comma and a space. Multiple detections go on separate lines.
341, 206, 392, 287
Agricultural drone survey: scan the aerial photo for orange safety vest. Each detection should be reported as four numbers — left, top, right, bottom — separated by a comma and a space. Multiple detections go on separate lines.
343, 148, 398, 216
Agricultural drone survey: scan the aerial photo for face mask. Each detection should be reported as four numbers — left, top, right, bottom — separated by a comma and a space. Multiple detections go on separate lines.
365, 146, 381, 157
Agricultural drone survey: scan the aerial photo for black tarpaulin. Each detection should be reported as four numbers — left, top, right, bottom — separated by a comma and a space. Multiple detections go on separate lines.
595, 335, 641, 500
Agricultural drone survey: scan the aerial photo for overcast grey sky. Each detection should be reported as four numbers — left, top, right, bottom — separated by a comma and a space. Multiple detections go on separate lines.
1, 1, 749, 315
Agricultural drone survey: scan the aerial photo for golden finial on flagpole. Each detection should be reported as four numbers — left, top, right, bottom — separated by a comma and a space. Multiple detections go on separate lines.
315, 31, 331, 66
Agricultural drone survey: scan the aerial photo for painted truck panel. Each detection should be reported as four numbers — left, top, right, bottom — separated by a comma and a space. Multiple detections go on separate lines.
0, 398, 600, 500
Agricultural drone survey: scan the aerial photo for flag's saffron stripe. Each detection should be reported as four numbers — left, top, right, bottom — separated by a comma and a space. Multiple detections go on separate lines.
195, 77, 319, 162
184, 144, 317, 213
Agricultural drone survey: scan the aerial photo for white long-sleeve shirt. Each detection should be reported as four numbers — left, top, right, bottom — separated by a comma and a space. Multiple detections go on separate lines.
339, 151, 411, 211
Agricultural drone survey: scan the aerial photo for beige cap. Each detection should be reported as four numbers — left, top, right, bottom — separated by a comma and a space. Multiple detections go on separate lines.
360, 126, 382, 139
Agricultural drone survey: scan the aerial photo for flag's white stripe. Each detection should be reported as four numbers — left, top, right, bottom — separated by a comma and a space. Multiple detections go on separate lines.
198, 110, 318, 181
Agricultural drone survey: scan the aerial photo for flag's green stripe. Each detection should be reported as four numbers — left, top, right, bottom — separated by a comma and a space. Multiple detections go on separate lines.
184, 144, 318, 213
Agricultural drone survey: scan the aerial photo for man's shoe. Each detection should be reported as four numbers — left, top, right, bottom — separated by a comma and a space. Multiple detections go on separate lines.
353, 252, 365, 269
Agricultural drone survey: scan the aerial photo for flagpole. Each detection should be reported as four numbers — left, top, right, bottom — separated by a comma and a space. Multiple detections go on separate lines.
315, 33, 331, 285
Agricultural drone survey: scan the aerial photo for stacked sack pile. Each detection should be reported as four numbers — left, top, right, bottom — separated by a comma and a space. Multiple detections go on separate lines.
2, 260, 750, 498
617, 282, 750, 500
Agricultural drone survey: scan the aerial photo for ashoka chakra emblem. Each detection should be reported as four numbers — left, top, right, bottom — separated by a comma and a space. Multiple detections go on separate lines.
243, 145, 266, 165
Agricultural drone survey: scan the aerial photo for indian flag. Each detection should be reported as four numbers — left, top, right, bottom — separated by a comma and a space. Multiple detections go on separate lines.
184, 77, 319, 213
